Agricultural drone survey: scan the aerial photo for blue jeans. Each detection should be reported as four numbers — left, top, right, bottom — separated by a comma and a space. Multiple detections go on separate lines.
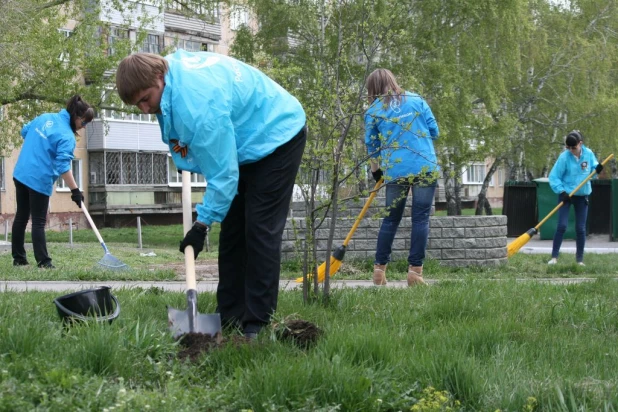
375, 180, 436, 267
551, 195, 588, 262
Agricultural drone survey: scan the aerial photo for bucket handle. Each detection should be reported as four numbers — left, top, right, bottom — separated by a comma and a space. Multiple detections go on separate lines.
54, 293, 120, 323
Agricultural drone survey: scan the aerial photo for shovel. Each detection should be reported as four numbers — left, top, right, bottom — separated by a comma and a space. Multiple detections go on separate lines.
167, 171, 222, 339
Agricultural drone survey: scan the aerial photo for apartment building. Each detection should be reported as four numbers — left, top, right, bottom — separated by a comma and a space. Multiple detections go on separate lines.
0, 1, 243, 230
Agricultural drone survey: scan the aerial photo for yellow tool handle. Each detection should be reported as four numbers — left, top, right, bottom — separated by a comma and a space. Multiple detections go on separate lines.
343, 178, 383, 246
535, 153, 614, 230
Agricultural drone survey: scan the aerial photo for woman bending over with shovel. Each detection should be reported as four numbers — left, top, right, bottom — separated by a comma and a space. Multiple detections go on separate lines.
12, 95, 93, 269
116, 51, 306, 339
365, 69, 440, 286
547, 130, 601, 266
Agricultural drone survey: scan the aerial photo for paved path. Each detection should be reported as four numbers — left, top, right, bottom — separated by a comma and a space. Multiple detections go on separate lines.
2, 278, 616, 293
3, 235, 617, 254
512, 234, 618, 254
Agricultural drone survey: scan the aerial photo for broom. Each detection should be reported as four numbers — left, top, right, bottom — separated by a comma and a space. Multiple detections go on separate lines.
296, 179, 383, 283
507, 153, 614, 257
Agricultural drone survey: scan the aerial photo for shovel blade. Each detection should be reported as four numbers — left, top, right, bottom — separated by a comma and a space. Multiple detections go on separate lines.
167, 306, 222, 339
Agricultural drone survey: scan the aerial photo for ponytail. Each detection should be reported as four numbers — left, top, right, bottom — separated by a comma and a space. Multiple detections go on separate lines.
66, 95, 94, 133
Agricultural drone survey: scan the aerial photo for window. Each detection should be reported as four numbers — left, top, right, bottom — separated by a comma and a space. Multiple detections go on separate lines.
99, 92, 156, 123
464, 164, 486, 184
230, 7, 249, 31
166, 0, 219, 18
89, 151, 168, 185
58, 29, 72, 62
56, 159, 82, 190
107, 27, 129, 56
168, 156, 206, 186
496, 168, 505, 187
0, 157, 5, 190
164, 36, 214, 52
140, 34, 161, 54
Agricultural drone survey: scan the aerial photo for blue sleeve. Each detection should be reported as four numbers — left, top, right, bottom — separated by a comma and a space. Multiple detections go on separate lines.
549, 154, 566, 194
423, 101, 439, 139
54, 134, 76, 175
21, 122, 32, 139
172, 90, 238, 226
365, 109, 381, 159
591, 151, 599, 170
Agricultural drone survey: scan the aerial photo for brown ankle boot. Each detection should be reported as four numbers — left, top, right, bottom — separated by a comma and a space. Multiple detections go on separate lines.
373, 264, 387, 285
407, 265, 426, 286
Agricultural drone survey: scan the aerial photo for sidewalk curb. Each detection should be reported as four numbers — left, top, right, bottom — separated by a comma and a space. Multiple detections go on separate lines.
2, 278, 616, 293
519, 247, 618, 254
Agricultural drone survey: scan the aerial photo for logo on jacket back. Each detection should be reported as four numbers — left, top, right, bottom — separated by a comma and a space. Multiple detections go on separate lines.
179, 55, 220, 70
389, 99, 401, 113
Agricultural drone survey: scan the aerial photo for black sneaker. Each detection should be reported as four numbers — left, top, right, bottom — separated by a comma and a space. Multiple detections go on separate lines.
13, 260, 29, 267
38, 263, 56, 269
244, 332, 258, 340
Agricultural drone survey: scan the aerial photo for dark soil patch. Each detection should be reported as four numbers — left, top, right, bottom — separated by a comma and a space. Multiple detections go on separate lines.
176, 332, 251, 361
276, 319, 323, 349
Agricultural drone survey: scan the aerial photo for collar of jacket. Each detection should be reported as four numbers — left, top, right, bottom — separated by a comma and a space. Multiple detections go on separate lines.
59, 109, 70, 123
157, 70, 173, 145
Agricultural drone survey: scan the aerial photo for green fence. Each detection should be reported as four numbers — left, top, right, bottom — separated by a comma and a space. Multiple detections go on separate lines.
534, 178, 576, 240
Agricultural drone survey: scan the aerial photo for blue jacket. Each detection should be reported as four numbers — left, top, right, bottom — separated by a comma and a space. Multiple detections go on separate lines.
549, 144, 599, 196
365, 92, 439, 181
156, 50, 306, 225
13, 109, 75, 196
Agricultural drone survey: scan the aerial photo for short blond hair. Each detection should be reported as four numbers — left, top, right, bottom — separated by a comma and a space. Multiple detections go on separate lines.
116, 53, 169, 104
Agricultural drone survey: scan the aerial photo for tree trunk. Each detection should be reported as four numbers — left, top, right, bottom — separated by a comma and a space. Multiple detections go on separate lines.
475, 159, 500, 215
444, 167, 462, 216
445, 177, 457, 216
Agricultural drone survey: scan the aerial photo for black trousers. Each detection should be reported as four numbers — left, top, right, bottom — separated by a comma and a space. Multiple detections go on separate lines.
12, 178, 52, 266
217, 126, 306, 333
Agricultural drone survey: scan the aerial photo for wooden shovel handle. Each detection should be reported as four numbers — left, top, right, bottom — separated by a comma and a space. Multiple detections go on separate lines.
182, 171, 197, 290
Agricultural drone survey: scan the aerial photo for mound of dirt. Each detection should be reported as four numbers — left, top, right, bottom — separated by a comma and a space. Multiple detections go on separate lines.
176, 332, 251, 361
175, 318, 323, 361
277, 319, 323, 349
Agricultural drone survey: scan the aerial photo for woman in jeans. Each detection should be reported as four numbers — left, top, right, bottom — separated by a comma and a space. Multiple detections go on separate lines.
12, 95, 93, 268
364, 68, 440, 286
547, 130, 601, 266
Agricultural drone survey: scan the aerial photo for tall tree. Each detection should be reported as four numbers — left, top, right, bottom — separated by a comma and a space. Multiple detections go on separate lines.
505, 0, 618, 180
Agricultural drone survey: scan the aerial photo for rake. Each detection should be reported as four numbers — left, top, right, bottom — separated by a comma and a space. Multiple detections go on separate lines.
81, 205, 129, 271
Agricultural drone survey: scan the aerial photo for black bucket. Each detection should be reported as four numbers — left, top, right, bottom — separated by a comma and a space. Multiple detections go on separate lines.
54, 286, 120, 324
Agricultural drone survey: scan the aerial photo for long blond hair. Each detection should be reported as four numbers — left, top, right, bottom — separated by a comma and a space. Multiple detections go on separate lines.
365, 68, 404, 106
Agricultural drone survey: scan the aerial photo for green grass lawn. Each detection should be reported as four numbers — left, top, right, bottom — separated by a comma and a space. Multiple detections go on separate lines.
2, 280, 618, 410
2, 222, 618, 281
3, 223, 618, 410
299, 252, 618, 281
1, 224, 221, 281
2, 242, 618, 281
13, 222, 221, 250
